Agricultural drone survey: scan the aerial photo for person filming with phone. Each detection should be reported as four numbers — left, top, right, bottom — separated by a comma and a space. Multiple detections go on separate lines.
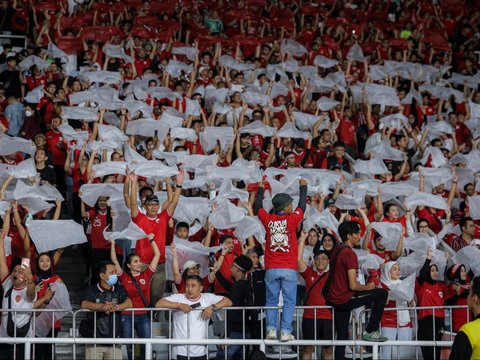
156, 275, 232, 360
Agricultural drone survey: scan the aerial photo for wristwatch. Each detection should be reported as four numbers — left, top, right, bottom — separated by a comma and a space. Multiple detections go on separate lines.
211, 304, 218, 312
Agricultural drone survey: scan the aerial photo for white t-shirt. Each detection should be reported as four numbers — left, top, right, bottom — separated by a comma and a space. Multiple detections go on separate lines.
164, 293, 225, 357
1, 276, 36, 338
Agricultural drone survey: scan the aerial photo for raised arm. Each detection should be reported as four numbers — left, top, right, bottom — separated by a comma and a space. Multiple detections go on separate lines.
166, 171, 185, 216
110, 239, 123, 274
297, 230, 308, 272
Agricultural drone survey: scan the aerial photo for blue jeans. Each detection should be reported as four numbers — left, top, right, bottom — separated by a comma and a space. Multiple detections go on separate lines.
215, 331, 249, 360
265, 268, 297, 334
122, 314, 151, 360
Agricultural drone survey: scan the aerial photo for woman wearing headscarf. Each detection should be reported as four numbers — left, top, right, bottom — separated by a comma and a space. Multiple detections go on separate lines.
380, 261, 414, 359
415, 249, 455, 360
445, 263, 472, 332
313, 232, 338, 255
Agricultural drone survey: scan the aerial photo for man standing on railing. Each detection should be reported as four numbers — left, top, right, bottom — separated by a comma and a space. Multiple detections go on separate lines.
156, 275, 232, 360
255, 178, 308, 342
450, 276, 480, 360
80, 260, 132, 360
325, 221, 388, 360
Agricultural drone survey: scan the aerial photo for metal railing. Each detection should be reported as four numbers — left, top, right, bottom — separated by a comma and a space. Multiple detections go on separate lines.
0, 305, 464, 360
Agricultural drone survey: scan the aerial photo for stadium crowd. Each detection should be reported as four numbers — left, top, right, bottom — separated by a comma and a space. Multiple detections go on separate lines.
0, 0, 480, 358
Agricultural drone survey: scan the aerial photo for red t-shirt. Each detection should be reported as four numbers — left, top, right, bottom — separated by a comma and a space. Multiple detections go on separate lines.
132, 210, 171, 264
325, 245, 358, 305
119, 266, 155, 314
214, 252, 235, 295
257, 208, 304, 270
300, 266, 332, 320
415, 280, 453, 319
416, 207, 445, 234
45, 130, 66, 166
88, 209, 110, 250
336, 118, 357, 147
380, 284, 413, 329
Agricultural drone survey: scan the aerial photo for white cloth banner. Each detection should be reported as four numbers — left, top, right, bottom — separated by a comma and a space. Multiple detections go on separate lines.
26, 220, 87, 252
104, 221, 147, 241
405, 191, 449, 211
34, 282, 72, 337
0, 135, 36, 155
371, 222, 403, 251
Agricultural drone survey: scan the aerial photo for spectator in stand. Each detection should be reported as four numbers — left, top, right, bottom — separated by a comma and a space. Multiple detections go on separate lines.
325, 221, 388, 360
256, 178, 307, 342
450, 276, 480, 360
445, 263, 472, 333
110, 235, 159, 360
4, 96, 25, 137
125, 170, 184, 306
216, 255, 253, 360
416, 248, 455, 360
452, 217, 476, 252
81, 261, 132, 360
298, 231, 332, 360
247, 247, 266, 346
156, 275, 232, 360
379, 261, 414, 359
0, 56, 21, 98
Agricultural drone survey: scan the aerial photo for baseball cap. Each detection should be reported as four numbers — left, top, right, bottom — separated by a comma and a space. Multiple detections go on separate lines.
183, 260, 200, 270
144, 195, 160, 204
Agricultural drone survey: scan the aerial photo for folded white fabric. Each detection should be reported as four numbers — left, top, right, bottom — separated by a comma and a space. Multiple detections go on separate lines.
401, 88, 423, 105
3, 158, 37, 179
405, 190, 448, 210
26, 220, 87, 253
104, 221, 147, 241
57, 123, 90, 145
79, 183, 124, 207
170, 196, 210, 226
92, 161, 127, 178
293, 111, 322, 131
98, 124, 128, 143
34, 281, 72, 338
316, 96, 340, 111
302, 207, 339, 234
205, 88, 230, 110
125, 118, 170, 142
416, 166, 453, 188
13, 180, 64, 202
47, 43, 68, 61
219, 55, 255, 71
346, 43, 366, 62
371, 222, 403, 250
397, 251, 425, 277
165, 60, 193, 77
313, 55, 338, 68
425, 120, 454, 135
334, 192, 366, 210
468, 195, 480, 220
146, 86, 183, 101
62, 106, 98, 121
80, 70, 122, 84
104, 44, 134, 64
200, 126, 235, 152
389, 273, 416, 302
239, 120, 276, 137
369, 65, 389, 81
379, 113, 409, 131
404, 233, 437, 253
171, 127, 197, 141
19, 55, 49, 70
180, 154, 218, 172
234, 216, 266, 244
124, 146, 148, 164
370, 140, 405, 161
361, 254, 384, 274
280, 39, 308, 56
24, 85, 45, 104
210, 200, 247, 229
379, 181, 418, 202
17, 197, 53, 215
131, 160, 179, 179
185, 98, 202, 116
453, 246, 480, 276
215, 179, 250, 203
172, 46, 199, 61
420, 146, 447, 168
346, 179, 382, 196
276, 122, 310, 139
0, 134, 36, 155
241, 91, 271, 106
365, 84, 399, 107
354, 157, 389, 175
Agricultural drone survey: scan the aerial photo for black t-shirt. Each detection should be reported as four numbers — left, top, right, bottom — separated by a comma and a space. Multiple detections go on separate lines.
227, 280, 253, 334
0, 69, 21, 98
83, 283, 129, 338
37, 165, 56, 185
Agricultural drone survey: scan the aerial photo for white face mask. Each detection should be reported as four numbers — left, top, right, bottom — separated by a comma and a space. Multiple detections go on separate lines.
25, 110, 33, 117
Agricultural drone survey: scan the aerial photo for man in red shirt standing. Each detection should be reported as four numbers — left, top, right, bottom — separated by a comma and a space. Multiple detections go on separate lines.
325, 221, 388, 360
125, 171, 184, 306
45, 116, 66, 196
255, 178, 308, 342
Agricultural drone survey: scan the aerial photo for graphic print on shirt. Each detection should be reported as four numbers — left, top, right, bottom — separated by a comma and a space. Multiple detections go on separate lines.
268, 219, 290, 252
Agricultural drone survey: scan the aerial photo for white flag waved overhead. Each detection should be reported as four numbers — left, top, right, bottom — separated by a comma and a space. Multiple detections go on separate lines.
26, 220, 87, 253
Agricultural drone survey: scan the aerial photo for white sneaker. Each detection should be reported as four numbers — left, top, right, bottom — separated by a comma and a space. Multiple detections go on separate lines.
280, 332, 295, 342
266, 329, 277, 340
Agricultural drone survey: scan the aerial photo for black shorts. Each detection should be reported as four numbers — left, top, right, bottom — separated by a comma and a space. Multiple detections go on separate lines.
302, 318, 333, 341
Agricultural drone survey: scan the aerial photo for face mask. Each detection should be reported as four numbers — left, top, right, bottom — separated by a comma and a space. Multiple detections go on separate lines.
25, 110, 33, 117
106, 274, 118, 286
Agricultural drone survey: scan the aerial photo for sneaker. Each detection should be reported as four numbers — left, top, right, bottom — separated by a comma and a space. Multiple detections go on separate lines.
362, 330, 388, 342
280, 332, 295, 342
266, 329, 277, 340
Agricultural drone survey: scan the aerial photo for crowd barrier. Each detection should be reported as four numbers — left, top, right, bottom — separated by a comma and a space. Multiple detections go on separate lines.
0, 304, 467, 360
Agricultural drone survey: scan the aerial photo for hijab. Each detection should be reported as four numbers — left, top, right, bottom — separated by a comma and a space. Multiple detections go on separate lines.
381, 261, 411, 326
